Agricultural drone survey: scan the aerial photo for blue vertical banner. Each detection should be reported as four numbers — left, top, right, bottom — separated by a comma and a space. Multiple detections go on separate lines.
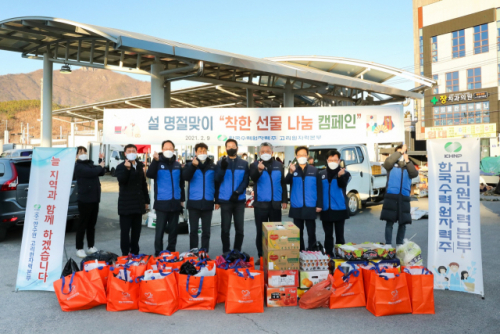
428, 138, 484, 296
16, 147, 76, 291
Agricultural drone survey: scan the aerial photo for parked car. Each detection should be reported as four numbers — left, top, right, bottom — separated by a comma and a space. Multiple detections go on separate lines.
0, 149, 33, 158
0, 157, 79, 241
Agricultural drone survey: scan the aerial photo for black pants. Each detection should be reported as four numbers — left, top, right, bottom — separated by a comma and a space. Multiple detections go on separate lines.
76, 201, 99, 250
220, 201, 245, 253
385, 221, 406, 245
155, 210, 179, 255
119, 213, 142, 256
293, 219, 317, 251
188, 209, 213, 251
254, 207, 282, 256
322, 220, 345, 256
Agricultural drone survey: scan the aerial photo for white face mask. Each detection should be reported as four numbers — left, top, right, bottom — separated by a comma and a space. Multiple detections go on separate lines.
261, 153, 272, 161
197, 154, 207, 162
78, 154, 88, 161
126, 153, 137, 161
328, 162, 339, 170
297, 157, 308, 165
163, 150, 174, 158
399, 155, 404, 162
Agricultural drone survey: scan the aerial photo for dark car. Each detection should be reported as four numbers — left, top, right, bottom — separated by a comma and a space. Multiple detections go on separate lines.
0, 157, 79, 241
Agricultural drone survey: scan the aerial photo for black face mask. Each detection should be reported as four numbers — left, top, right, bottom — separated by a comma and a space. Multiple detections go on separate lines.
227, 148, 237, 157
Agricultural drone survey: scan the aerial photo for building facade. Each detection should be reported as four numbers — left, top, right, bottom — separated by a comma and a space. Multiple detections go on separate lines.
413, 0, 500, 158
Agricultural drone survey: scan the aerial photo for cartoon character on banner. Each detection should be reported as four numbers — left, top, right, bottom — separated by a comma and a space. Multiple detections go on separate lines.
115, 121, 141, 138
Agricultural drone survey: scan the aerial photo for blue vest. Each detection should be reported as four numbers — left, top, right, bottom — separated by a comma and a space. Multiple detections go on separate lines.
219, 159, 247, 201
189, 169, 215, 201
157, 164, 181, 200
290, 169, 317, 208
387, 166, 411, 197
255, 161, 282, 202
322, 178, 346, 210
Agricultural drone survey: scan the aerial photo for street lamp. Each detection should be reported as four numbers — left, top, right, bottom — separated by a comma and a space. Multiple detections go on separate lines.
60, 63, 72, 74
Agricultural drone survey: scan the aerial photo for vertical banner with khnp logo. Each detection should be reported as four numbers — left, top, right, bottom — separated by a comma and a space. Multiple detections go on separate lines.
16, 147, 76, 291
428, 138, 484, 296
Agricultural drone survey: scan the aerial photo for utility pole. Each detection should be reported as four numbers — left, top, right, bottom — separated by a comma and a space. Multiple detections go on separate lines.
27, 123, 29, 145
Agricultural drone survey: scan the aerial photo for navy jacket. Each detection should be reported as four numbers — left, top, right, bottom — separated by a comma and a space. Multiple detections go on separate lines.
380, 152, 419, 225
215, 157, 249, 203
146, 154, 185, 212
183, 158, 219, 211
319, 167, 350, 221
249, 158, 287, 210
285, 164, 323, 220
74, 159, 105, 203
115, 160, 150, 215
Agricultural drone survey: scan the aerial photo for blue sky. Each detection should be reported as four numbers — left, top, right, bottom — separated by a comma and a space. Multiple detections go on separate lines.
0, 0, 416, 90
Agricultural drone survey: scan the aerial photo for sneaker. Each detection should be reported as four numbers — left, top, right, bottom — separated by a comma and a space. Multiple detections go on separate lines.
87, 247, 99, 255
76, 249, 87, 258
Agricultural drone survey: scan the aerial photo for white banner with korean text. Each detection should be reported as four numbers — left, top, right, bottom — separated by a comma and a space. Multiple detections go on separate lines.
103, 106, 403, 146
16, 147, 76, 291
428, 138, 484, 296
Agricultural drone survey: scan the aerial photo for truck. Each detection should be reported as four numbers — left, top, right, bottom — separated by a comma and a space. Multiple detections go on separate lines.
308, 144, 418, 216
88, 142, 124, 176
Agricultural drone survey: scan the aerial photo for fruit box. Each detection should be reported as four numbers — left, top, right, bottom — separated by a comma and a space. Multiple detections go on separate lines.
265, 285, 298, 307
330, 258, 401, 275
263, 247, 300, 271
262, 222, 300, 250
299, 270, 330, 289
265, 269, 299, 288
335, 242, 396, 260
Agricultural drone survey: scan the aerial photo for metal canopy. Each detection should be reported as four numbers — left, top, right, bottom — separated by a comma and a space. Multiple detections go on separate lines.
0, 16, 432, 106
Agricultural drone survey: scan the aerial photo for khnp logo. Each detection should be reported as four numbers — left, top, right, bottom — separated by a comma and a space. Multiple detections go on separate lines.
444, 142, 462, 153
217, 135, 227, 141
34, 204, 41, 210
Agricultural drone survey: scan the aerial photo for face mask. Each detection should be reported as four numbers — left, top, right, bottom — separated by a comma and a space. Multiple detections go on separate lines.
197, 154, 207, 162
328, 162, 339, 170
163, 150, 174, 158
398, 154, 404, 162
297, 157, 307, 165
79, 154, 88, 161
227, 148, 237, 157
126, 153, 137, 161
261, 154, 272, 161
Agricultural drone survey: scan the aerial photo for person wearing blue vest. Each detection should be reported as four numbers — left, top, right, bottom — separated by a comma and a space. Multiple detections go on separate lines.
249, 142, 287, 261
380, 144, 419, 245
183, 142, 219, 252
318, 150, 351, 257
285, 146, 323, 251
215, 139, 249, 253
146, 140, 185, 256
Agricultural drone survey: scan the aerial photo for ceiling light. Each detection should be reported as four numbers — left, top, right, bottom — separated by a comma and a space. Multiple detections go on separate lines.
60, 63, 72, 74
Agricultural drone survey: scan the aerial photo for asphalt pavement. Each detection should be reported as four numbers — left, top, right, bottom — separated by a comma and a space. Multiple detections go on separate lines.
0, 175, 499, 333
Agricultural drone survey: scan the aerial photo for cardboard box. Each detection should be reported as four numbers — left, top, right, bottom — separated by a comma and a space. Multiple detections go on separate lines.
263, 246, 300, 270
299, 270, 330, 289
265, 269, 299, 288
265, 285, 297, 307
262, 222, 300, 250
335, 243, 396, 260
330, 258, 401, 274
297, 288, 308, 300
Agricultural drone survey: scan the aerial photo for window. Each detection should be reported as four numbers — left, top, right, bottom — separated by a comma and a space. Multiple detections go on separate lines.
431, 36, 438, 62
446, 71, 459, 92
433, 75, 438, 94
474, 24, 488, 54
467, 68, 481, 89
340, 148, 358, 166
452, 30, 465, 58
419, 29, 423, 76
0, 163, 4, 177
356, 147, 364, 164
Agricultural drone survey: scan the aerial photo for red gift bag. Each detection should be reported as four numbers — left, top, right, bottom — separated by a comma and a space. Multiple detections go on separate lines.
330, 267, 366, 309
138, 270, 179, 316
360, 263, 399, 302
106, 268, 140, 312
83, 268, 107, 305
215, 256, 255, 303
402, 266, 435, 314
225, 269, 264, 314
53, 271, 101, 312
178, 274, 218, 310
366, 272, 412, 317
83, 261, 110, 291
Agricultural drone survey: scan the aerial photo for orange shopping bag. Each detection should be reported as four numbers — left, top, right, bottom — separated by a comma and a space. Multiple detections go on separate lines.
299, 277, 332, 309
225, 269, 264, 314
53, 271, 101, 312
83, 260, 110, 290
402, 266, 435, 314
360, 262, 399, 302
83, 268, 107, 305
156, 250, 180, 261
366, 272, 412, 317
106, 268, 140, 312
138, 269, 179, 316
330, 267, 366, 309
178, 274, 218, 310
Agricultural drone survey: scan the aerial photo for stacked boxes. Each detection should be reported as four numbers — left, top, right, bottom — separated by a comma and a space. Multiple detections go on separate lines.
263, 222, 300, 307
299, 252, 330, 295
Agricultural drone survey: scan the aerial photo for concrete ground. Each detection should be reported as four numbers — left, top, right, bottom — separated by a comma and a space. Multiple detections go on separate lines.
1, 175, 499, 333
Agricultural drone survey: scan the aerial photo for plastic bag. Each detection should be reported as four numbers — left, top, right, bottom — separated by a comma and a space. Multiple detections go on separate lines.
396, 239, 423, 266
61, 258, 80, 278
307, 241, 325, 253
80, 250, 118, 270
299, 277, 331, 309
180, 261, 199, 275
